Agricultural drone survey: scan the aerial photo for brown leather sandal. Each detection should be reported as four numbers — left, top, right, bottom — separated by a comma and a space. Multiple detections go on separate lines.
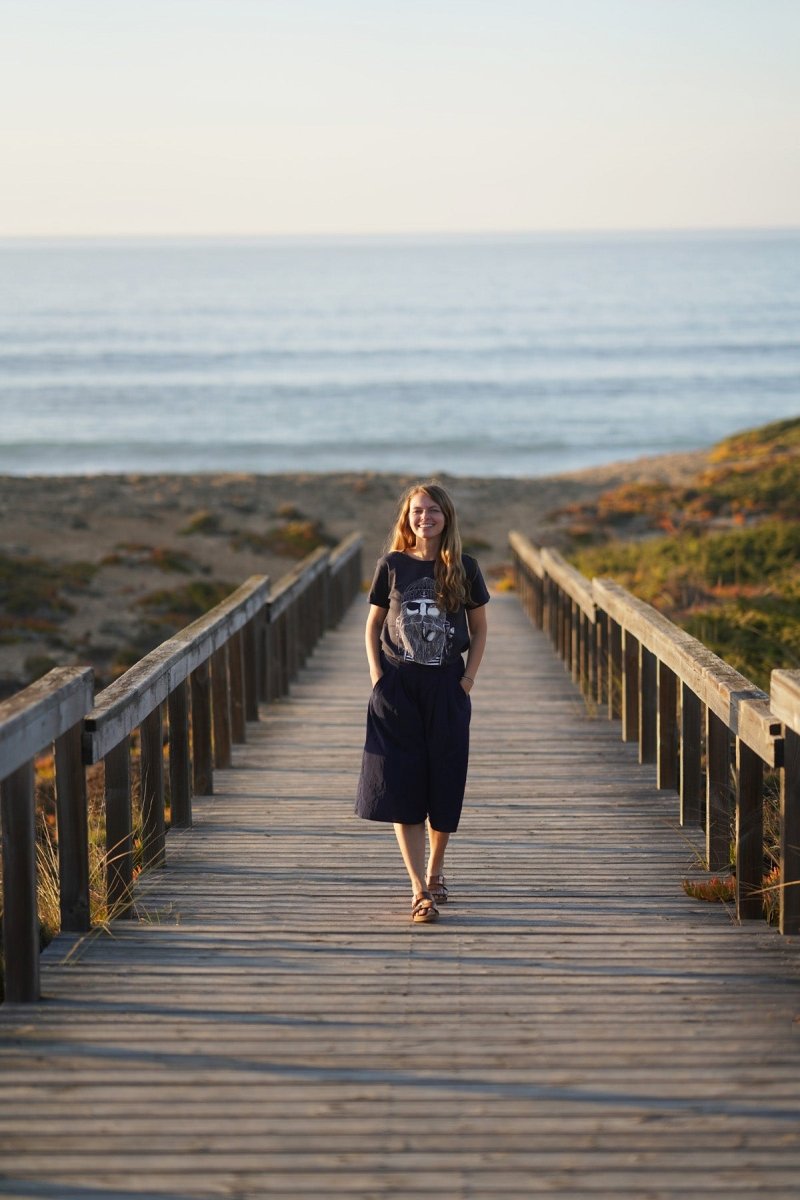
411, 891, 439, 924
427, 874, 449, 903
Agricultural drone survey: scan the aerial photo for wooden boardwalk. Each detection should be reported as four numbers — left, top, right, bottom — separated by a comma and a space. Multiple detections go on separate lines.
1, 594, 800, 1199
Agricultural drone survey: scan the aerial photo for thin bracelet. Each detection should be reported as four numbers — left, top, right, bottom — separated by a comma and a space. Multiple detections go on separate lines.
463, 673, 475, 684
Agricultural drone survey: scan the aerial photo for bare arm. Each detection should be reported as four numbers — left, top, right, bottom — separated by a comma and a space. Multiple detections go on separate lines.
461, 604, 488, 693
365, 604, 389, 687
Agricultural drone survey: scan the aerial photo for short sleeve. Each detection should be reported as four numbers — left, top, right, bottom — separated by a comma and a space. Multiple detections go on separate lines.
465, 556, 490, 609
367, 557, 391, 609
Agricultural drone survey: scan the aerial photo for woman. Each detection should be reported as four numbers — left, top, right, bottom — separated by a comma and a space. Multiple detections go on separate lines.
355, 482, 489, 923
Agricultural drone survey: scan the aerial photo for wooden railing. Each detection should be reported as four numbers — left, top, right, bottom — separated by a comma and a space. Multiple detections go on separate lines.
0, 534, 362, 1003
0, 668, 94, 1002
510, 531, 796, 935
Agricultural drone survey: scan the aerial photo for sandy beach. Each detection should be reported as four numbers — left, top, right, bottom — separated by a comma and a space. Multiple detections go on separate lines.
0, 448, 709, 698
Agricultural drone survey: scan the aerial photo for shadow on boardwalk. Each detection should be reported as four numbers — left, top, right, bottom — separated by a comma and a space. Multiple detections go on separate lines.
1, 596, 799, 1198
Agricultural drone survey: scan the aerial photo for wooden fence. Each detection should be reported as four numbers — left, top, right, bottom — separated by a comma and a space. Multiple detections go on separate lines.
0, 534, 362, 1004
510, 531, 797, 936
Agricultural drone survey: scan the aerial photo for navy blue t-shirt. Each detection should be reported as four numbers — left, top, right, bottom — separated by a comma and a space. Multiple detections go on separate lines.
368, 551, 490, 667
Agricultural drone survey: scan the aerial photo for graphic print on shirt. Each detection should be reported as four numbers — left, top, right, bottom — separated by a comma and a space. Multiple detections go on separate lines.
395, 577, 454, 665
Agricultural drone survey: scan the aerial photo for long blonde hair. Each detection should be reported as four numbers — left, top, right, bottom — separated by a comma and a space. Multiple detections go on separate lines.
386, 482, 469, 612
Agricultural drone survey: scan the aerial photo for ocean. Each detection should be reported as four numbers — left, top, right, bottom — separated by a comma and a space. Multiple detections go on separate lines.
0, 231, 798, 478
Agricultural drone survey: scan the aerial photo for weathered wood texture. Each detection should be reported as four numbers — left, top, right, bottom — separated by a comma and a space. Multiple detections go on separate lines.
0, 666, 93, 782
1, 597, 799, 1197
594, 577, 781, 766
511, 534, 788, 927
771, 671, 800, 935
83, 577, 270, 765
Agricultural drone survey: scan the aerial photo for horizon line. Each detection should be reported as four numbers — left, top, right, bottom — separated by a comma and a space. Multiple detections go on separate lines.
1, 223, 799, 243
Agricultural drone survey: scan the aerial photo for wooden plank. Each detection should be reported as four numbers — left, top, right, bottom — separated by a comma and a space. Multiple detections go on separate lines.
0, 666, 93, 783
2, 595, 800, 1198
53, 721, 90, 932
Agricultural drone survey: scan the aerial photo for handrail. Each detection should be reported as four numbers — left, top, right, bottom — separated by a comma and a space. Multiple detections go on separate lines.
328, 533, 363, 629
0, 668, 94, 1002
0, 667, 93, 781
541, 548, 595, 621
772, 671, 800, 732
329, 530, 362, 573
594, 577, 780, 766
84, 575, 270, 763
0, 532, 363, 1004
510, 530, 795, 934
269, 547, 329, 619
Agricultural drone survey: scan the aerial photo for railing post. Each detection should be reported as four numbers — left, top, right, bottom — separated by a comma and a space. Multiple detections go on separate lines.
258, 609, 269, 704
563, 593, 572, 673
229, 629, 247, 745
657, 662, 678, 792
596, 610, 608, 708
211, 645, 232, 768
780, 727, 800, 935
264, 612, 276, 701
290, 602, 300, 680
609, 618, 622, 720
639, 646, 657, 765
191, 661, 214, 796
284, 609, 294, 691
0, 761, 39, 1002
168, 679, 192, 829
584, 614, 595, 701
706, 709, 731, 871
272, 613, 284, 697
622, 630, 639, 744
140, 704, 166, 869
54, 721, 90, 932
244, 615, 260, 721
680, 685, 703, 825
735, 738, 763, 921
105, 736, 133, 916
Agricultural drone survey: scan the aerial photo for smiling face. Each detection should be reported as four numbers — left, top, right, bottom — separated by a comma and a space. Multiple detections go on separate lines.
407, 491, 446, 549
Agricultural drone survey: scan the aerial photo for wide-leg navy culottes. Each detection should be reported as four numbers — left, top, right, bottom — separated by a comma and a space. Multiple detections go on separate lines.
355, 657, 471, 833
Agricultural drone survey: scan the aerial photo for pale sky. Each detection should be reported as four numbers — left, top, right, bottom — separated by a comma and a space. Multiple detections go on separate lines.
2, 0, 799, 236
